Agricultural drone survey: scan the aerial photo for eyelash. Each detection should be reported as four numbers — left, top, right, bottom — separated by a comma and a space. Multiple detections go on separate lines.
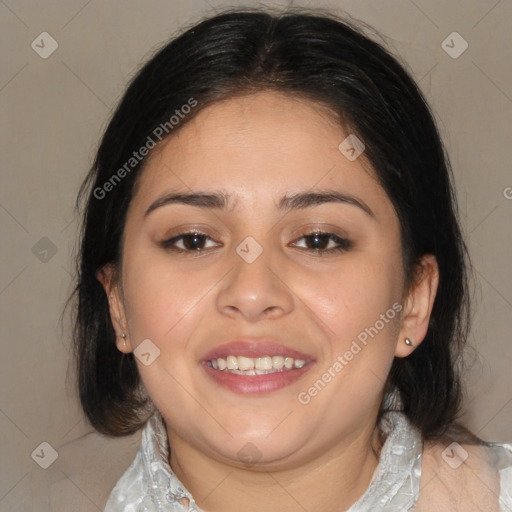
160, 230, 353, 255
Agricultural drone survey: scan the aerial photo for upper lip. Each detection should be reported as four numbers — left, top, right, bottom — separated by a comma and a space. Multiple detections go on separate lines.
201, 339, 314, 362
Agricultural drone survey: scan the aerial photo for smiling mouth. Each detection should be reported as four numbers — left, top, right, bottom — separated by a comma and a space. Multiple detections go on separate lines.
205, 355, 308, 375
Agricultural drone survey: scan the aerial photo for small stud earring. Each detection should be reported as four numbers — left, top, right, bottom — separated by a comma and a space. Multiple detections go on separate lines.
404, 337, 415, 348
121, 333, 127, 347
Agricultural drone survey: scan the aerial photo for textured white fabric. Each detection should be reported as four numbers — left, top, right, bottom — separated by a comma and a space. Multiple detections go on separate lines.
104, 407, 512, 512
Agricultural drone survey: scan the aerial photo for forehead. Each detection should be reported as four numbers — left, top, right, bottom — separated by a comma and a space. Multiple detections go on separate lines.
131, 90, 392, 218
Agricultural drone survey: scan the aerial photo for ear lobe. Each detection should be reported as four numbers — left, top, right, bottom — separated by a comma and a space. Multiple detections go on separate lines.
96, 264, 132, 352
395, 254, 439, 358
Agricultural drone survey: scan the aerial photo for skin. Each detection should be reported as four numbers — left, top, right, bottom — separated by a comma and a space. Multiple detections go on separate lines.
98, 90, 439, 512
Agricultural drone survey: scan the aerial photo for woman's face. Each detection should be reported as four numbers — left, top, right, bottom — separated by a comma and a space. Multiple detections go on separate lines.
105, 90, 416, 469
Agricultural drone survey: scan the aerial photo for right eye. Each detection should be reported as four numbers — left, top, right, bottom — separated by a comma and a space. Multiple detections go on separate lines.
161, 231, 221, 253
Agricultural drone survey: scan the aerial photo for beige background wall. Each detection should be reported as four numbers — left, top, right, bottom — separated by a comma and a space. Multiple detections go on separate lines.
0, 0, 510, 510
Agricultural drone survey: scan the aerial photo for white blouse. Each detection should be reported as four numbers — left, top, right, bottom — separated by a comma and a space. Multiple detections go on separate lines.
104, 407, 512, 511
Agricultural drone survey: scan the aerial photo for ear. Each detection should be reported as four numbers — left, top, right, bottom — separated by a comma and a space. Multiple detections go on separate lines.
96, 264, 133, 353
395, 254, 439, 358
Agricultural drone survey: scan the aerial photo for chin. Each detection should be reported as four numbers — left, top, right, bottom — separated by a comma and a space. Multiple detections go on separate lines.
209, 436, 306, 470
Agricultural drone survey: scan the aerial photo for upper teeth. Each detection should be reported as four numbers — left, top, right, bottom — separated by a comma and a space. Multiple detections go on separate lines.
210, 355, 306, 372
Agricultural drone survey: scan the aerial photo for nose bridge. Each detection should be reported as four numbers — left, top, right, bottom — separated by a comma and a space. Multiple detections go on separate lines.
215, 236, 294, 321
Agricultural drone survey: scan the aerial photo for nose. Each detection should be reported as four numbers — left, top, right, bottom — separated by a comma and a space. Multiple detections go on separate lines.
215, 244, 294, 323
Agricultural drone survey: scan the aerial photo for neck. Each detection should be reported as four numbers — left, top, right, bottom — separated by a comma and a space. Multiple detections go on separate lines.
168, 419, 382, 512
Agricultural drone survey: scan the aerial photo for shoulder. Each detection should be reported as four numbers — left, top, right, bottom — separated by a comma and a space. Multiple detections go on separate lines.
414, 439, 509, 512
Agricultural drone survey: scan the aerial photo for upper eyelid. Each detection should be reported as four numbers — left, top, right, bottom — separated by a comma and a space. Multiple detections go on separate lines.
162, 230, 215, 244
163, 229, 345, 239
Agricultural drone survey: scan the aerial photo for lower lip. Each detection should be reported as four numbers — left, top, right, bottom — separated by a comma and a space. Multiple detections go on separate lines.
201, 361, 315, 394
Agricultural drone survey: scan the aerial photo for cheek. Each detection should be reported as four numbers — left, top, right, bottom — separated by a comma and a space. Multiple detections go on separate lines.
120, 254, 209, 412
296, 252, 403, 341
121, 251, 210, 342
298, 258, 401, 416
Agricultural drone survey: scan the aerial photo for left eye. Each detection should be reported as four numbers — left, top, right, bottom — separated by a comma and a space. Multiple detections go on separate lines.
292, 232, 352, 252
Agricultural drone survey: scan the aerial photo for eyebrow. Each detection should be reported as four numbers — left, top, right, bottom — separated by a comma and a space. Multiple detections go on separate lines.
144, 189, 375, 219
